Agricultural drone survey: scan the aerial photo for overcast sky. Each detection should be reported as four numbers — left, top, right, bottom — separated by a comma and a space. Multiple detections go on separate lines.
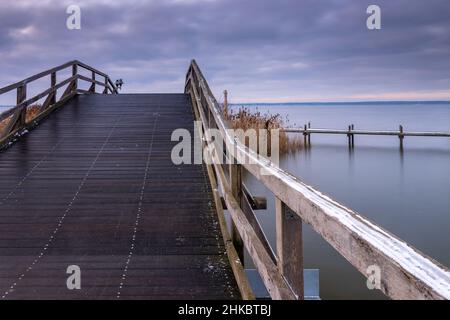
1, 0, 449, 103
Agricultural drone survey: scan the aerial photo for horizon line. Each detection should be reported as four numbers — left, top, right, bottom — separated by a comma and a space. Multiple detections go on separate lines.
230, 100, 450, 105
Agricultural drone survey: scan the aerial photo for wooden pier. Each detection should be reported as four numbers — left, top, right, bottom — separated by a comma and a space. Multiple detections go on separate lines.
0, 62, 239, 299
284, 125, 450, 149
0, 60, 449, 300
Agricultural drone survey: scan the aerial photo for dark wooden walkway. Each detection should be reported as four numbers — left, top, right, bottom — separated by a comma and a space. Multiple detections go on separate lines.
0, 94, 239, 299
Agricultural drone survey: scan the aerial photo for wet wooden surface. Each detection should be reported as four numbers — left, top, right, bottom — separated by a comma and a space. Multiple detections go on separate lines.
0, 94, 239, 300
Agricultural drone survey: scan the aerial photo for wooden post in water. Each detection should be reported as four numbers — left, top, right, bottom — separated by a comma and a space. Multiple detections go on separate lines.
307, 122, 311, 146
399, 125, 404, 150
230, 139, 244, 264
351, 124, 355, 148
223, 90, 228, 116
347, 125, 352, 149
276, 198, 304, 299
303, 124, 308, 147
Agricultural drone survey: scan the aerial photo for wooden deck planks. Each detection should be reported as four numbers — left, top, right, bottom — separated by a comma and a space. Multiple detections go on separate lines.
0, 93, 240, 300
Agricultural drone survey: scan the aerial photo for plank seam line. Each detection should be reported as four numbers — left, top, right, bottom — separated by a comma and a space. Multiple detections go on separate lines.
116, 102, 161, 299
0, 141, 62, 205
198, 138, 236, 296
1, 116, 122, 299
0, 116, 84, 205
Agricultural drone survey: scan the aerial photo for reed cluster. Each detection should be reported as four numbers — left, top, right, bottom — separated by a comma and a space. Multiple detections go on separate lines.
222, 105, 302, 154
0, 104, 42, 133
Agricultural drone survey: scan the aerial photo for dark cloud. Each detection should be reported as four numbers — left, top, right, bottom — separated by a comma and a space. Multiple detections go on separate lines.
1, 0, 449, 102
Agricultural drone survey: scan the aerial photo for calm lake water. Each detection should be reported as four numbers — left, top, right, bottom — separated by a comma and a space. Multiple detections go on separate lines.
233, 102, 450, 300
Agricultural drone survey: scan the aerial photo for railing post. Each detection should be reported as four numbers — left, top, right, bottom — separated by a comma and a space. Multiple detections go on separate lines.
90, 71, 96, 93
230, 153, 244, 263
276, 198, 304, 299
17, 84, 27, 106
50, 72, 56, 105
42, 73, 57, 110
72, 64, 78, 92
16, 84, 27, 126
103, 77, 108, 94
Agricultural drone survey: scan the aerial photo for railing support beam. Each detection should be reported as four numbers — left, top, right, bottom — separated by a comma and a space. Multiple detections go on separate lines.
50, 72, 57, 105
103, 77, 108, 94
1, 60, 117, 148
16, 85, 27, 127
89, 71, 96, 93
276, 198, 304, 300
182, 59, 450, 300
72, 64, 78, 92
230, 162, 245, 264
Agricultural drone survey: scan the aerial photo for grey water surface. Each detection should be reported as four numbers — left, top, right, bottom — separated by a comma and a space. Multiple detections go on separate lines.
233, 102, 450, 300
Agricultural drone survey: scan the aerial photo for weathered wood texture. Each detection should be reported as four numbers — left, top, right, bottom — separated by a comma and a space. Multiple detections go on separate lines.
0, 94, 239, 300
185, 72, 295, 300
185, 59, 450, 300
276, 198, 304, 299
229, 164, 245, 263
0, 61, 118, 145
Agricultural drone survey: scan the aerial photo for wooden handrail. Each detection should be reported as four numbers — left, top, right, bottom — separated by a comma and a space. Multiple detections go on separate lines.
76, 60, 110, 79
0, 60, 117, 96
0, 61, 76, 95
77, 74, 107, 88
185, 59, 450, 300
0, 60, 118, 145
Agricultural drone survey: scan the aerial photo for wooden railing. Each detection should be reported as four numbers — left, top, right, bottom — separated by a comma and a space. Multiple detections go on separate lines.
0, 60, 117, 144
185, 59, 450, 300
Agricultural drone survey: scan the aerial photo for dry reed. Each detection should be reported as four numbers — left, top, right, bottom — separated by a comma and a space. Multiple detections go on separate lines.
0, 104, 42, 134
222, 105, 302, 155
